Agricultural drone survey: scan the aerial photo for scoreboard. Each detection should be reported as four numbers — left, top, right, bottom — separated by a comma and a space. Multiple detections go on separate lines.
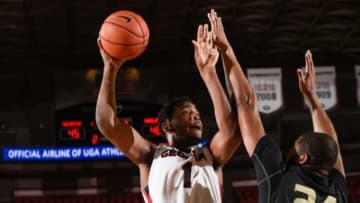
55, 101, 164, 146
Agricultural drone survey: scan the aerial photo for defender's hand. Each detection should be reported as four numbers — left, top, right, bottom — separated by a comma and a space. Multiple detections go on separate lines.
207, 9, 229, 49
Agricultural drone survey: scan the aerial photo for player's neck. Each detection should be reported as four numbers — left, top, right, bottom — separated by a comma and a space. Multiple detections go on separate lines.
172, 143, 193, 153
167, 135, 200, 153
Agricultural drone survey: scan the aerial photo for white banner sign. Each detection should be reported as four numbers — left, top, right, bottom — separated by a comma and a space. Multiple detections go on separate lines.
312, 66, 337, 110
247, 68, 283, 114
356, 65, 360, 106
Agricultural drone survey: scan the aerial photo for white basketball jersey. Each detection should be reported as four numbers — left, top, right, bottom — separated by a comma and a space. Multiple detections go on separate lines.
141, 145, 222, 203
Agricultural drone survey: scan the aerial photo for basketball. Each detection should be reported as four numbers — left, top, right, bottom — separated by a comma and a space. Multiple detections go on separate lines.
99, 10, 150, 60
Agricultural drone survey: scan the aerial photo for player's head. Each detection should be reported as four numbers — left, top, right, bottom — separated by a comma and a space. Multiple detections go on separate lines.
288, 132, 338, 172
158, 97, 202, 149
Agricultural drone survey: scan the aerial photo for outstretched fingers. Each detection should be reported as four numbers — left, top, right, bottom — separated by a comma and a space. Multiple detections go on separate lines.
203, 24, 209, 37
308, 50, 315, 75
297, 68, 303, 82
197, 24, 203, 42
197, 24, 210, 42
208, 9, 217, 29
305, 51, 310, 74
305, 50, 314, 80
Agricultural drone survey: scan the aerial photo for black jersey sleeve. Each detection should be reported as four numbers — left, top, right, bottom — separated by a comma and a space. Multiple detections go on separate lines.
251, 136, 284, 203
329, 169, 348, 202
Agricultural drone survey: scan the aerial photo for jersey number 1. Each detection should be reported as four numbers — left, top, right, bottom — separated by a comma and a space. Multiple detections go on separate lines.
294, 184, 336, 203
183, 162, 192, 188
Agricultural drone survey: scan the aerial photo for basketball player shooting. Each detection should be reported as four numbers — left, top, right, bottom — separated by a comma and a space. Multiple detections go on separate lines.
207, 9, 348, 203
95, 18, 240, 202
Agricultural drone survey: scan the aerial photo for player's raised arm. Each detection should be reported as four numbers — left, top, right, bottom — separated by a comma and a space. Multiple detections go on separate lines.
297, 50, 345, 176
208, 9, 265, 156
95, 38, 154, 166
208, 9, 235, 102
192, 24, 240, 166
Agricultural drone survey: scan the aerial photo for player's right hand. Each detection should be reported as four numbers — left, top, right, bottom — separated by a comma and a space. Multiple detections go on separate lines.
97, 37, 125, 69
297, 50, 320, 109
192, 24, 219, 75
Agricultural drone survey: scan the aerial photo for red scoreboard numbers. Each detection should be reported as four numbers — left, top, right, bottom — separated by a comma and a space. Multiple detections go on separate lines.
143, 117, 161, 136
59, 121, 85, 140
55, 101, 163, 146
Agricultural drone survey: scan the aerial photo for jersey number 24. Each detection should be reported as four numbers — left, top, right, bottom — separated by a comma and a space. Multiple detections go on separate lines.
294, 184, 336, 203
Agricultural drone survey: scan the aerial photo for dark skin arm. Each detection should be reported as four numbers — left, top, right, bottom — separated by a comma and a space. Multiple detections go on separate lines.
95, 38, 155, 187
193, 22, 241, 167
208, 9, 265, 157
297, 50, 345, 176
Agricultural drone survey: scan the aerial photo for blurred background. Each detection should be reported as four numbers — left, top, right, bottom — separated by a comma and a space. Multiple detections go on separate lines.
0, 0, 360, 202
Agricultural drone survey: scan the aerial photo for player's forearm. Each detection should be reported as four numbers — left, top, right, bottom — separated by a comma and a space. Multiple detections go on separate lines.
218, 43, 236, 100
223, 46, 266, 156
203, 69, 240, 165
219, 44, 246, 118
95, 66, 119, 132
228, 61, 255, 108
308, 94, 338, 141
217, 43, 253, 107
307, 93, 345, 175
201, 69, 234, 134
218, 42, 241, 81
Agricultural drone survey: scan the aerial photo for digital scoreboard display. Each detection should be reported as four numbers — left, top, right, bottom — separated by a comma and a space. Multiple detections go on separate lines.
55, 101, 164, 146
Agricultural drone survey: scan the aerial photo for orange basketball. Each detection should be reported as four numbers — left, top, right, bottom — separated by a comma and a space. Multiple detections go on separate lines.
99, 10, 150, 60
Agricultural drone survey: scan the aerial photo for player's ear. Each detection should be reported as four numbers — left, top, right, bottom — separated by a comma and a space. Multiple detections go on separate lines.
298, 153, 309, 165
162, 119, 173, 133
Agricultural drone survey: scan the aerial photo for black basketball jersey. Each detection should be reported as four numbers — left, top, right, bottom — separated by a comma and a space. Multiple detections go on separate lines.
272, 165, 347, 203
252, 136, 348, 203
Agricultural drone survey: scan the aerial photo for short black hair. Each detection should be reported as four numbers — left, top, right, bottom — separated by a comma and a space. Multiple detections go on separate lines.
297, 132, 338, 172
157, 97, 193, 137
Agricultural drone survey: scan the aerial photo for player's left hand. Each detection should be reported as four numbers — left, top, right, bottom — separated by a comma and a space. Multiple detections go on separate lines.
297, 50, 317, 101
192, 24, 219, 74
